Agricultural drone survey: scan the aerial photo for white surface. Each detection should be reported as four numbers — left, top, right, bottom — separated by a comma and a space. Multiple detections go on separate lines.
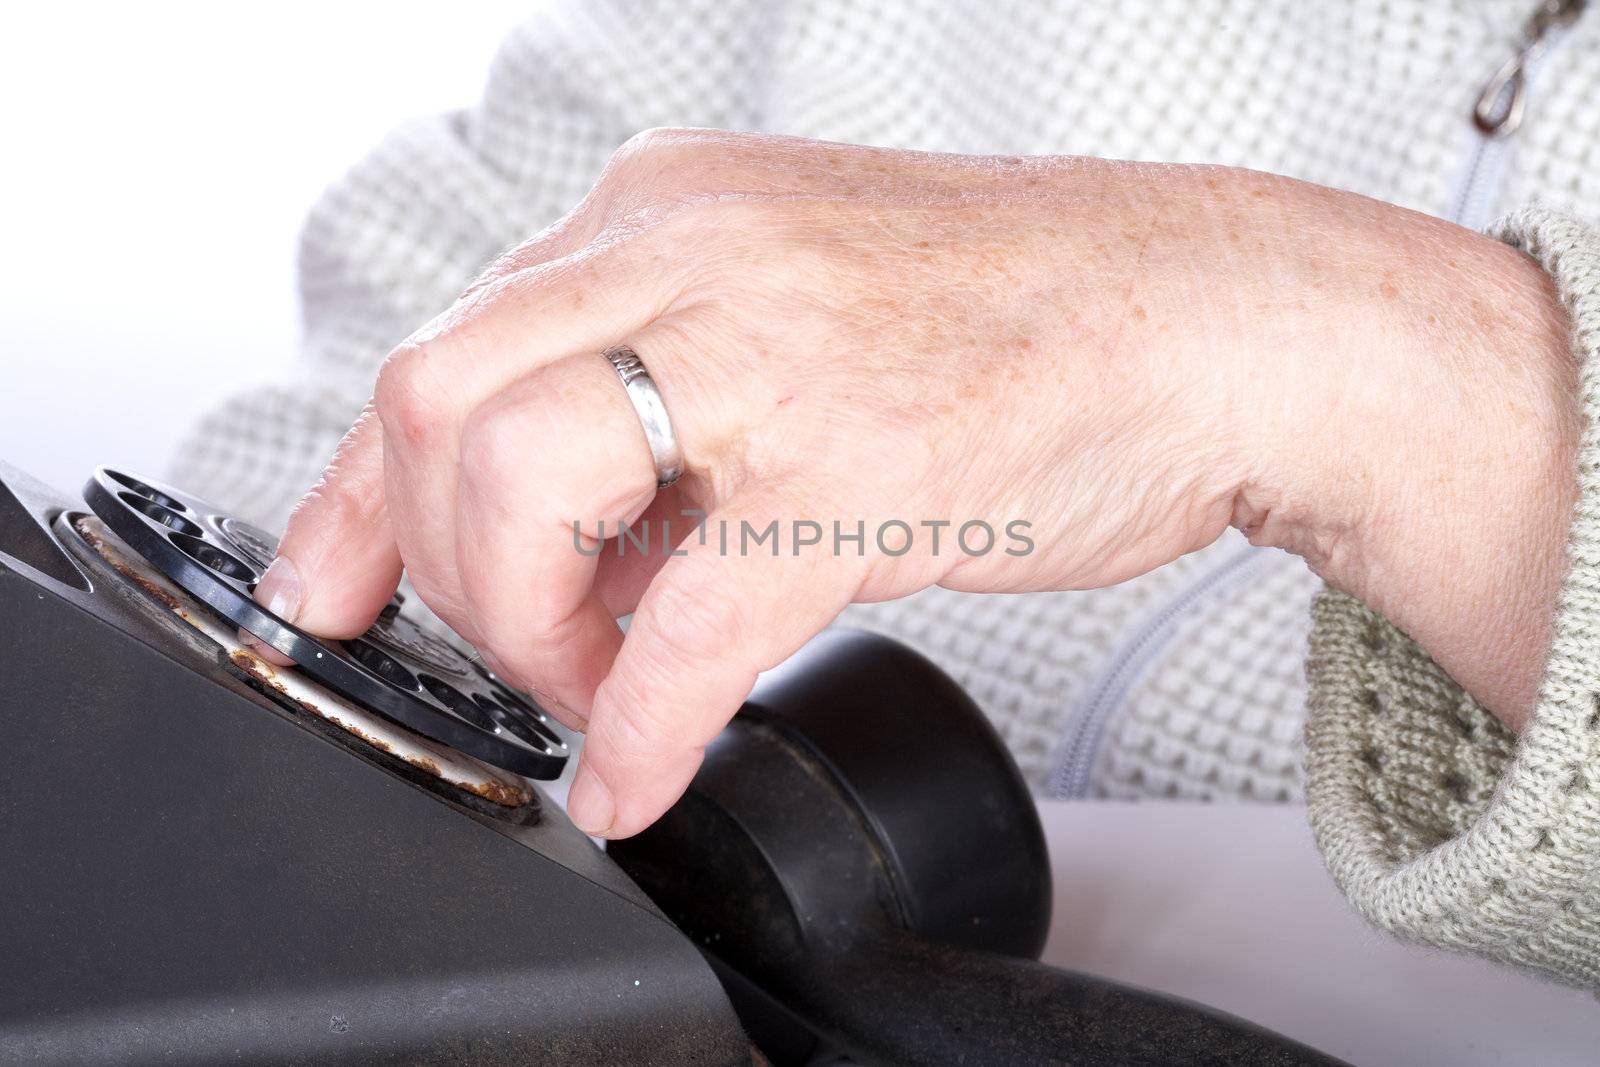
1038, 801, 1600, 1066
0, 2, 529, 493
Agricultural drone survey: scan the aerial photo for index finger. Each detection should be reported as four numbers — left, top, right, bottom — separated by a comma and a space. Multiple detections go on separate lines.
263, 233, 688, 640
255, 402, 402, 638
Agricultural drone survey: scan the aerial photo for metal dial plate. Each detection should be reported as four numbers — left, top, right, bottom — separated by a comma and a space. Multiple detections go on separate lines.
85, 467, 568, 779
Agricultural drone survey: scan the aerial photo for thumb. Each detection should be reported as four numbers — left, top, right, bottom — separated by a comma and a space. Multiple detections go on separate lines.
567, 499, 864, 837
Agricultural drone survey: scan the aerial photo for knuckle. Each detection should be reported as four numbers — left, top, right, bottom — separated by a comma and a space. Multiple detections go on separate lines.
457, 380, 598, 520
594, 675, 689, 767
457, 401, 525, 493
638, 575, 747, 673
611, 126, 695, 170
516, 603, 584, 655
283, 475, 382, 544
604, 127, 722, 204
373, 342, 452, 450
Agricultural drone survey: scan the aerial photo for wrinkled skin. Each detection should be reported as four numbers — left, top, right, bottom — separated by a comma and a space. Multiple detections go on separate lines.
255, 129, 1577, 837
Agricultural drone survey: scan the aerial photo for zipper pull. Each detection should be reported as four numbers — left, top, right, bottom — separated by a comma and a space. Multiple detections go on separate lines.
1473, 0, 1587, 137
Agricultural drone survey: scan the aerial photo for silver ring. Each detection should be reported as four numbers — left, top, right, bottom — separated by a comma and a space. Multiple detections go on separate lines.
602, 345, 683, 488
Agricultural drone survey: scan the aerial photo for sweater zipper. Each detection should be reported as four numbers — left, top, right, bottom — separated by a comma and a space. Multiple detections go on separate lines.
1452, 0, 1586, 230
1046, 0, 1588, 800
1044, 544, 1272, 800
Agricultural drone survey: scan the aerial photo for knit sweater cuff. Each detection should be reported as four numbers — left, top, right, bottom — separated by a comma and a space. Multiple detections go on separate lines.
1303, 206, 1600, 988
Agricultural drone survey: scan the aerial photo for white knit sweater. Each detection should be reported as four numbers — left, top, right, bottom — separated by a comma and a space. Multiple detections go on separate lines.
171, 0, 1600, 983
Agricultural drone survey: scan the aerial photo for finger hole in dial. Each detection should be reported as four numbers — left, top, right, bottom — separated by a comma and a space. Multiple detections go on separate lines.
170, 531, 257, 583
106, 469, 188, 512
121, 492, 203, 537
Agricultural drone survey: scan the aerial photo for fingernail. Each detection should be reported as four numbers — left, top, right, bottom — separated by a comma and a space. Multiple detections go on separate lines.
255, 556, 304, 622
567, 765, 615, 836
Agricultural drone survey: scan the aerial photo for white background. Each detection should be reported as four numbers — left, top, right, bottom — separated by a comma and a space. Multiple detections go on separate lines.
0, 2, 531, 493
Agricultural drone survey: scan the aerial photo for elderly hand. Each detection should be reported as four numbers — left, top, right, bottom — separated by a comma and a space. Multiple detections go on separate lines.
255, 129, 1576, 836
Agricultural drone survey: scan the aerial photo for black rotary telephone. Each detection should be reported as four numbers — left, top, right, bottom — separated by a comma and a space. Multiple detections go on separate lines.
0, 461, 1343, 1065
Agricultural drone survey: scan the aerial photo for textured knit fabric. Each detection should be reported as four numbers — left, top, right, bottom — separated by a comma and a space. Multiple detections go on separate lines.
167, 0, 1600, 980
1305, 208, 1600, 988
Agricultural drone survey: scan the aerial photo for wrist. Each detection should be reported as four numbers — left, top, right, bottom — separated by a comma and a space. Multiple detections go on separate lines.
1238, 207, 1578, 731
